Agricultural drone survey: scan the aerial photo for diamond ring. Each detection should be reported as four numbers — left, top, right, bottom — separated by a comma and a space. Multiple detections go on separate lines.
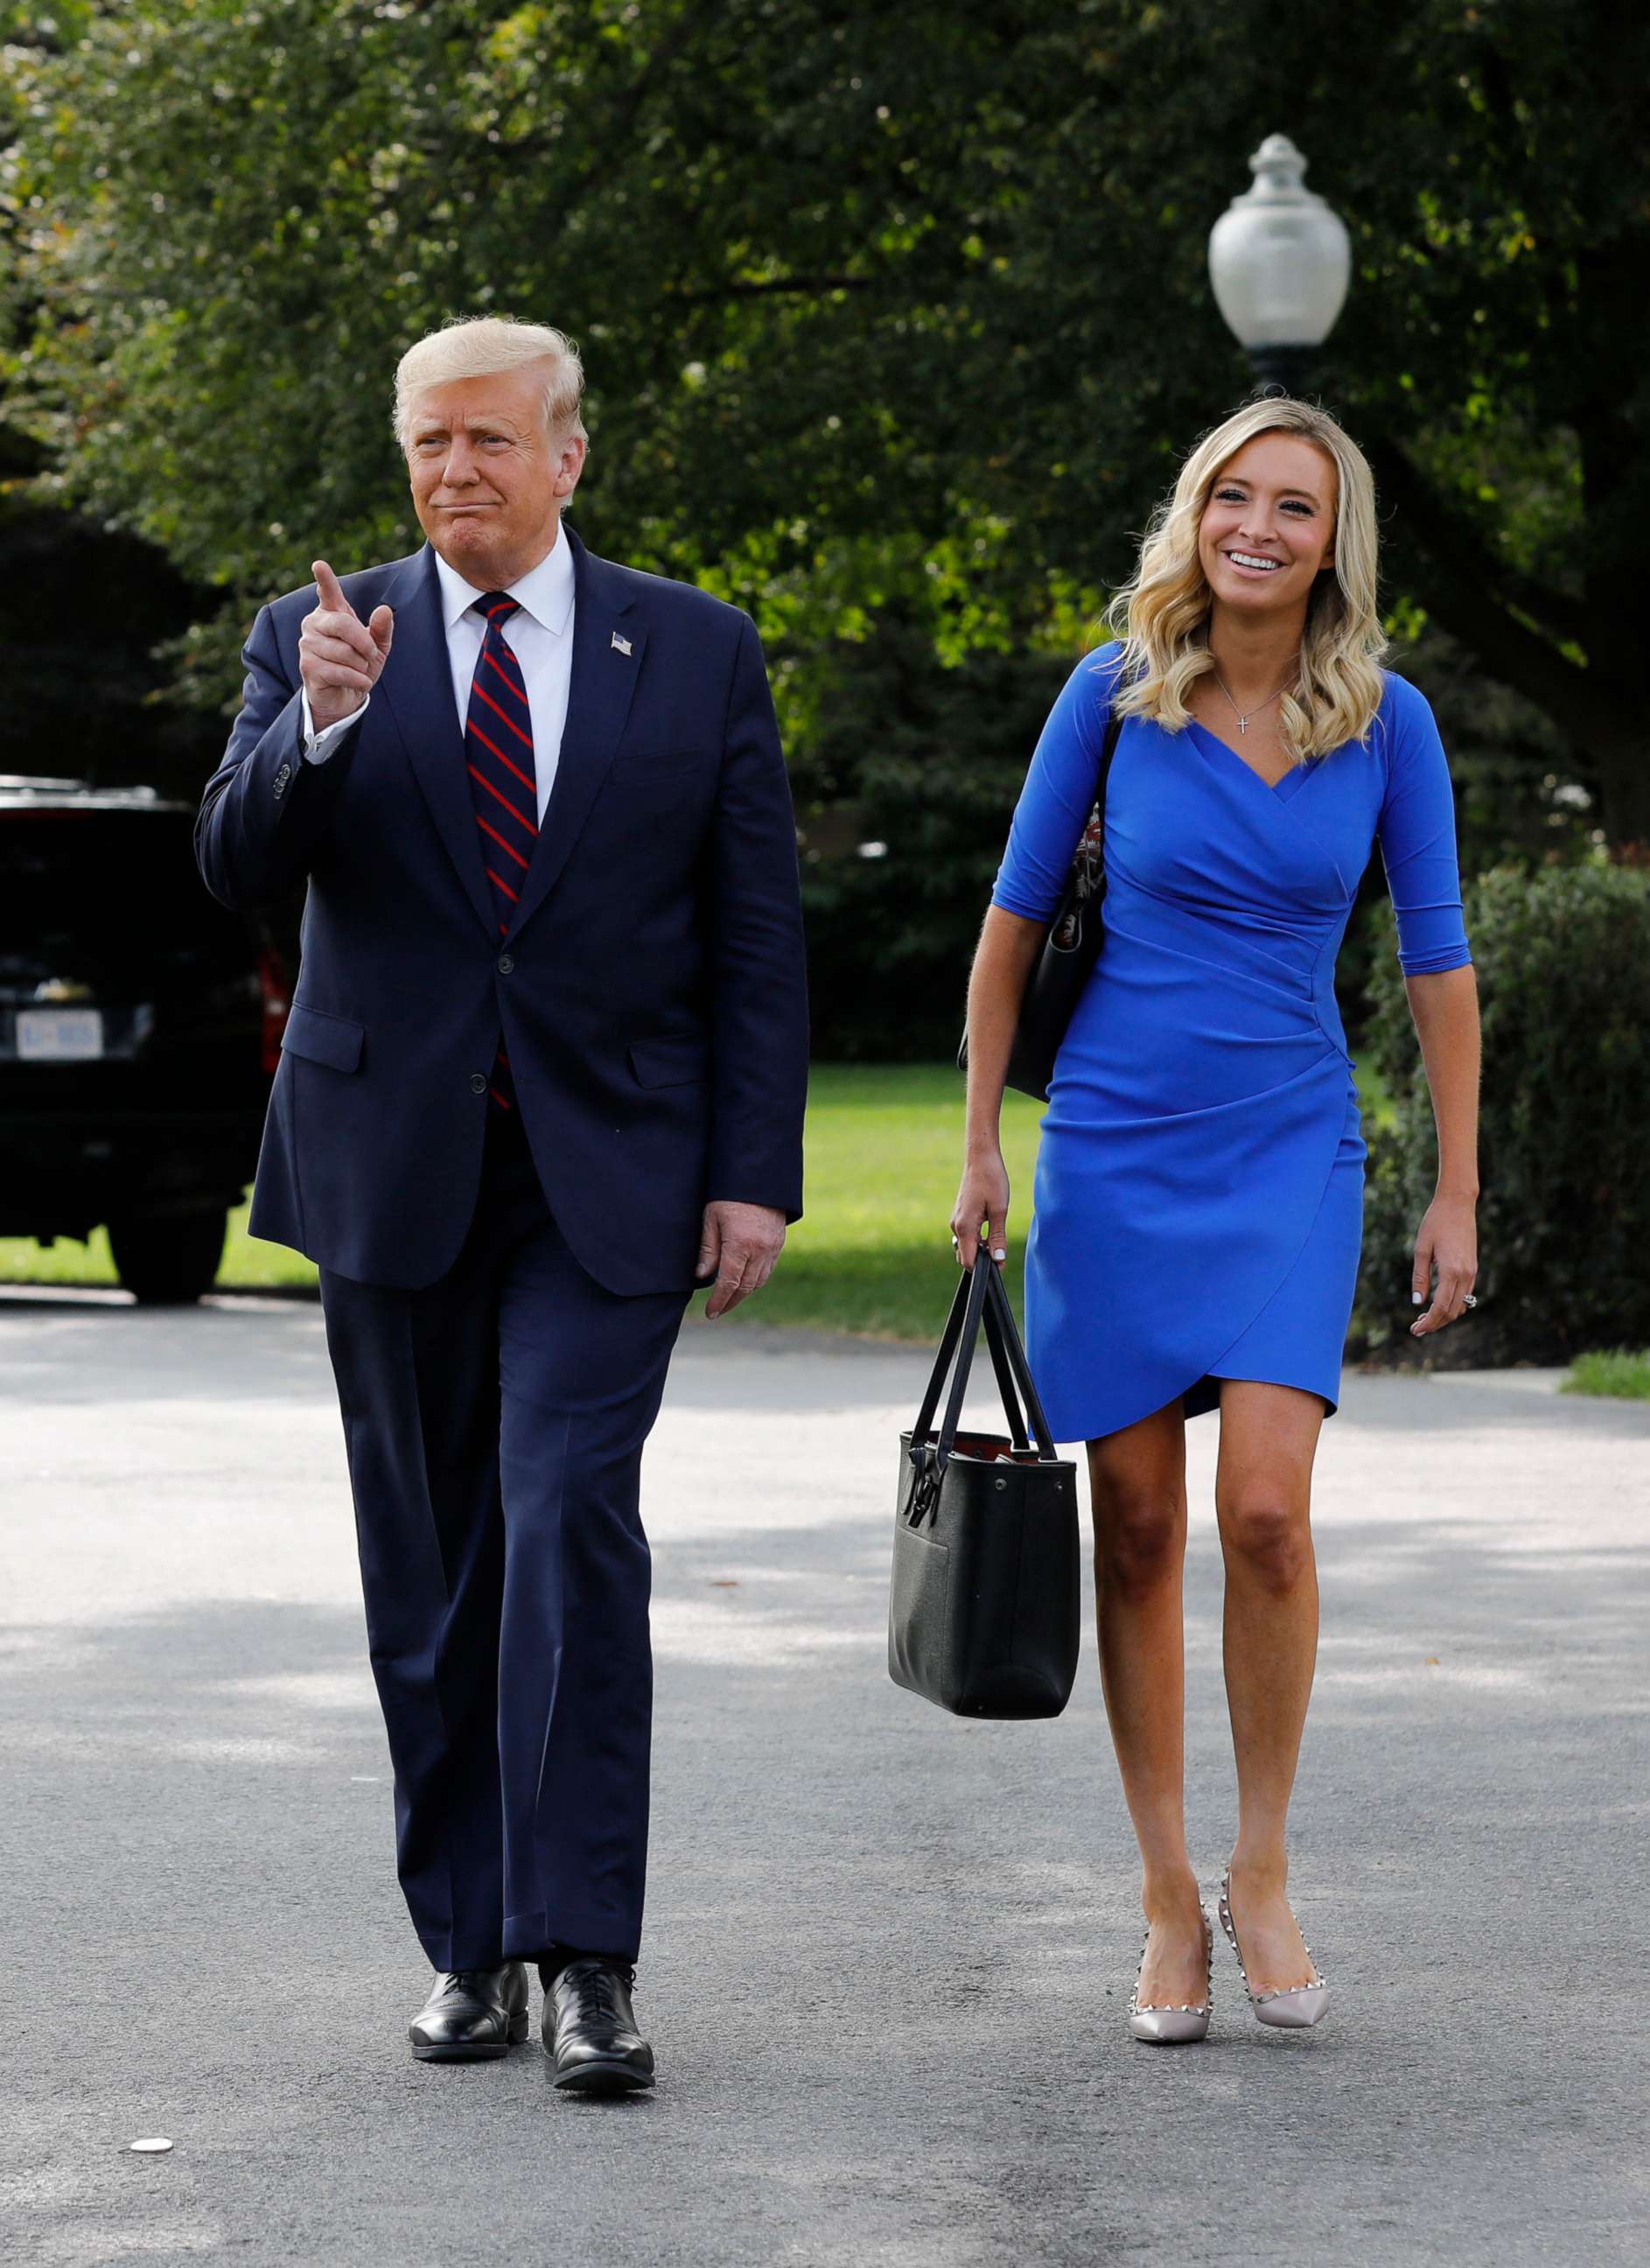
1463, 1293, 1478, 1309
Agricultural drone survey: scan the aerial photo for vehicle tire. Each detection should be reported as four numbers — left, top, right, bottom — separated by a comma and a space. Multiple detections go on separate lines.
108, 1208, 228, 1306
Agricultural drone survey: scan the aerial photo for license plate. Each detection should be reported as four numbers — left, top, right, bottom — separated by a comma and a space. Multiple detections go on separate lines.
16, 1007, 104, 1061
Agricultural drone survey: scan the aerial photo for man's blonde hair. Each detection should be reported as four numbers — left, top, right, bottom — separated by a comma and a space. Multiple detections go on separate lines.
393, 316, 587, 450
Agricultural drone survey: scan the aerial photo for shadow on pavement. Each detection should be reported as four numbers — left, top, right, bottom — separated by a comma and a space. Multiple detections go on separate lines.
4, 1282, 1647, 2264
3, 1462, 1647, 2265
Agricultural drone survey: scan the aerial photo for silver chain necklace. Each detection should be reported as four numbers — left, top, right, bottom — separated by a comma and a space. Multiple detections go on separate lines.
1211, 671, 1294, 736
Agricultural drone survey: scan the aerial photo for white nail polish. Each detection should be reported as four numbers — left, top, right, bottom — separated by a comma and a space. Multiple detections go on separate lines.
1411, 1292, 1423, 1305
992, 1249, 1006, 1263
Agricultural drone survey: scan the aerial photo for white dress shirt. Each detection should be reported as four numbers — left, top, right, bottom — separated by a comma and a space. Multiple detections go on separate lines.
299, 529, 578, 822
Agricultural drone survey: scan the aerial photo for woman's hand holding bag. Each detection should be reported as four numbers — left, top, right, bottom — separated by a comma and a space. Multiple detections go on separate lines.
950, 1151, 1010, 1270
889, 1251, 1080, 1720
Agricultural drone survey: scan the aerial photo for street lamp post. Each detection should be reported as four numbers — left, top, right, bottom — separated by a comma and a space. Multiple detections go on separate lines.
1208, 134, 1350, 396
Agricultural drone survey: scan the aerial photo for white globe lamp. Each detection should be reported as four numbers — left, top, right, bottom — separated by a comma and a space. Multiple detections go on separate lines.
1208, 135, 1350, 393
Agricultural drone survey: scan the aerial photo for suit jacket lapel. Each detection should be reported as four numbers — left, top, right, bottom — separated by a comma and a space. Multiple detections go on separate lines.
507, 528, 647, 941
376, 545, 496, 938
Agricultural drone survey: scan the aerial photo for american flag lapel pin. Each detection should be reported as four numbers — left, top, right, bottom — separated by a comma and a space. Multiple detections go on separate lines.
611, 631, 633, 656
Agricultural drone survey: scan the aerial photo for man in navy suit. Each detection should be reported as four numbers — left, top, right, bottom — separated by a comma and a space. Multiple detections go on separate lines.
197, 316, 808, 2092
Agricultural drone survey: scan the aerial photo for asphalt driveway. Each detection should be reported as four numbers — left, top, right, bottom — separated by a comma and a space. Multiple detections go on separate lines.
3, 1287, 1646, 2266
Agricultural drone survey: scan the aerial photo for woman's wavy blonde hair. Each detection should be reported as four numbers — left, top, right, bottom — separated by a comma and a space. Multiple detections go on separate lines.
1103, 398, 1385, 761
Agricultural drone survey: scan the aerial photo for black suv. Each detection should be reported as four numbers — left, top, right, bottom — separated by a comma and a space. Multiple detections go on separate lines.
0, 775, 292, 1303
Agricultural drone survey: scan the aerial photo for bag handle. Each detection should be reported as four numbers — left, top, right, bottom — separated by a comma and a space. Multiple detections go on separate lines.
909, 1257, 988, 1452
982, 1262, 1061, 1461
982, 1308, 1033, 1454
907, 1256, 1060, 1522
909, 1249, 994, 1455
933, 1250, 1000, 1466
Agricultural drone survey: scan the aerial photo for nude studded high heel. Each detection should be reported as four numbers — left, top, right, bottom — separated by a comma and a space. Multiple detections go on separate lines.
1127, 1905, 1213, 2044
1217, 1871, 1330, 2030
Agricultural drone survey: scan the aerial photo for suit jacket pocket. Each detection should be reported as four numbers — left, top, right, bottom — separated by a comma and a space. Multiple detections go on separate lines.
629, 1035, 709, 1088
282, 1001, 365, 1074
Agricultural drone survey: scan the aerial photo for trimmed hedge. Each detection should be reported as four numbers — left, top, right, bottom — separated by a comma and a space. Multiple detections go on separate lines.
1353, 859, 1650, 1366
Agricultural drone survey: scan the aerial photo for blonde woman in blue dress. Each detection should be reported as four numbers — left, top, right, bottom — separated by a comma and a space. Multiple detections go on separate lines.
953, 399, 1480, 2040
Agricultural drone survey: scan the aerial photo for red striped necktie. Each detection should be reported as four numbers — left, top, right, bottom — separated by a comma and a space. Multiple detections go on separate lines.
463, 590, 536, 1113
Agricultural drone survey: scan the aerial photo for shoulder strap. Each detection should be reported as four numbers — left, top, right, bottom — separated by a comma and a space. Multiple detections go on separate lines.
1091, 667, 1128, 815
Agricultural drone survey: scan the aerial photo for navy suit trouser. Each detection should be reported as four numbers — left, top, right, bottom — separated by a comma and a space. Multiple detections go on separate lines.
318, 1100, 689, 1971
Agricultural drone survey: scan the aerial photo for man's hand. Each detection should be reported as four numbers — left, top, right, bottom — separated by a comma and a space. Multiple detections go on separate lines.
299, 559, 395, 732
696, 1201, 787, 1318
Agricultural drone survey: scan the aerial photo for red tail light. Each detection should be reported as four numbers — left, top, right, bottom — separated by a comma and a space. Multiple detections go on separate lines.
257, 946, 290, 1075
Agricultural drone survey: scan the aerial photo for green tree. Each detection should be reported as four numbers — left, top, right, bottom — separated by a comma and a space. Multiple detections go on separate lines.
0, 1, 213, 781
4, 0, 1645, 836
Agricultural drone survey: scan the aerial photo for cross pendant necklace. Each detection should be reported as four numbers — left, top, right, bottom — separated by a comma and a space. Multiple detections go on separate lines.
1212, 670, 1292, 735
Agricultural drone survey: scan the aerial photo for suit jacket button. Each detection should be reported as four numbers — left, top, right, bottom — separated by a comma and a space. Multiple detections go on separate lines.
470, 1072, 487, 1094
497, 952, 514, 975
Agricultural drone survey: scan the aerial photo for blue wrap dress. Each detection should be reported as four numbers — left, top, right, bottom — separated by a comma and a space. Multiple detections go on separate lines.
990, 642, 1472, 1441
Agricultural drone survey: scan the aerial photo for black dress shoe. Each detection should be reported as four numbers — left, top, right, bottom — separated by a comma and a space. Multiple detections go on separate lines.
543, 1957, 655, 2093
409, 1963, 529, 2062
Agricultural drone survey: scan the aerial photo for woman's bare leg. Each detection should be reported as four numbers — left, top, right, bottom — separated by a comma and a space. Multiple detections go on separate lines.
1213, 1379, 1325, 1992
1087, 1400, 1206, 2006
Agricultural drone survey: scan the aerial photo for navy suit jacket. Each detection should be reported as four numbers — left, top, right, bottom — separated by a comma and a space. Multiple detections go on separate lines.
196, 528, 808, 1296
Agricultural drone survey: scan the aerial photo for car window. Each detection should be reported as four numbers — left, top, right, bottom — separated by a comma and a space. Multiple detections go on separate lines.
0, 810, 249, 984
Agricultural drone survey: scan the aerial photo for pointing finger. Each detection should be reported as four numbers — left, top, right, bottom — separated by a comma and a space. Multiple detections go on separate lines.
311, 559, 353, 616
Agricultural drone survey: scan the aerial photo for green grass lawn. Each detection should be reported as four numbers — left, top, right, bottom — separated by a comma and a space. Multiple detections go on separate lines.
735, 1064, 1045, 1337
1560, 1348, 1650, 1402
0, 1205, 312, 1294
1, 1060, 1398, 1342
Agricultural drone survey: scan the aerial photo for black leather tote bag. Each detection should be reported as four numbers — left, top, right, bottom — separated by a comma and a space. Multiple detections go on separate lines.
956, 696, 1125, 1102
889, 1252, 1080, 1719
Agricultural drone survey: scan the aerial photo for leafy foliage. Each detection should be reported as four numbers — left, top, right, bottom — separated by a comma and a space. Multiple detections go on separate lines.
3, 0, 1648, 836
1561, 1348, 1650, 1402
792, 618, 1074, 1056
1354, 860, 1650, 1365
0, 3, 214, 780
